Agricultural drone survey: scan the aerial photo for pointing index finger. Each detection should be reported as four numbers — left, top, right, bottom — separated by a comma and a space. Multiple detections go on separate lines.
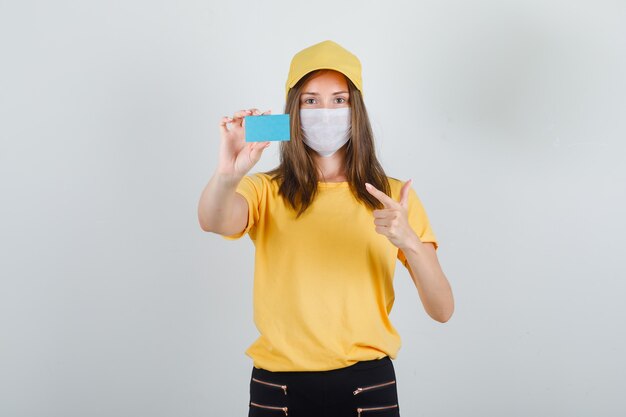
365, 183, 397, 208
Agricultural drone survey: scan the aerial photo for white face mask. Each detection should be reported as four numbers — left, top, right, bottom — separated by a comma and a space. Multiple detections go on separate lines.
299, 107, 351, 157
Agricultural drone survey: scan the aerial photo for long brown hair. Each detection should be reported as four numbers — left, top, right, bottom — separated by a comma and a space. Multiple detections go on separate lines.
264, 69, 391, 217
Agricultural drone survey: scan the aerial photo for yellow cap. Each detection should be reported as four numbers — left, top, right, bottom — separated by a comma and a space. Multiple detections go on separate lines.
285, 40, 363, 100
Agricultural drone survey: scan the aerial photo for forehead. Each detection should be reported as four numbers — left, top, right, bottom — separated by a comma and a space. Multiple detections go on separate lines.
301, 70, 349, 92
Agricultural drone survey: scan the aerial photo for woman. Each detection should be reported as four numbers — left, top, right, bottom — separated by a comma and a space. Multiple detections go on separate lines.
198, 40, 454, 417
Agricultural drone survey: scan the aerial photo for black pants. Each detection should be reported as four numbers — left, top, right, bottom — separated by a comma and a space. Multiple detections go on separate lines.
249, 356, 400, 417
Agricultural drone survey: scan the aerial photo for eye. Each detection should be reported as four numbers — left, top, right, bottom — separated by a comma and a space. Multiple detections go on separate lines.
303, 98, 316, 105
336, 97, 347, 104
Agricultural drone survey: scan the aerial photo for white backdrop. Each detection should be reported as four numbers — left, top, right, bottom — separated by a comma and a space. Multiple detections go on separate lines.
1, 1, 625, 416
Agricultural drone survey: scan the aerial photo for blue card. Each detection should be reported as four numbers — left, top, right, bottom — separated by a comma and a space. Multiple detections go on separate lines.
245, 114, 291, 142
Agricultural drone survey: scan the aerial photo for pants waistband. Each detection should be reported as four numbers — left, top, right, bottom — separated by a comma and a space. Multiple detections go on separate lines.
254, 356, 392, 376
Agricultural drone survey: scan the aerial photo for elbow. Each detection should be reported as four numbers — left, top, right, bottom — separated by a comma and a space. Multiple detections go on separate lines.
197, 214, 210, 232
198, 216, 229, 235
199, 221, 221, 234
429, 304, 455, 323
434, 312, 453, 323
197, 212, 217, 233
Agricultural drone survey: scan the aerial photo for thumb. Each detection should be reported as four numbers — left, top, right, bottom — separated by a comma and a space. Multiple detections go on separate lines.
399, 179, 412, 208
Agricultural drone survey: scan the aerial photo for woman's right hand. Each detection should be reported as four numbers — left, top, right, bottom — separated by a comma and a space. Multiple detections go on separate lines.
217, 108, 272, 178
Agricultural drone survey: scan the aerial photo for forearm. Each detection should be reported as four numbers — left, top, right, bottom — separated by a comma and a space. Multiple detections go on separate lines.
197, 171, 242, 233
402, 236, 454, 322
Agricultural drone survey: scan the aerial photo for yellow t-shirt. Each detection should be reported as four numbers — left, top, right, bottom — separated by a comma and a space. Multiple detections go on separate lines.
223, 173, 438, 371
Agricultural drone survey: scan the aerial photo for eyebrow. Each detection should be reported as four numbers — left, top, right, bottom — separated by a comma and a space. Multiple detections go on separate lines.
301, 91, 349, 95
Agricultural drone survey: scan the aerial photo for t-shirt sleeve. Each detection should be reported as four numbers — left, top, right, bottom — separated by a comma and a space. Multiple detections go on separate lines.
221, 173, 265, 241
397, 187, 439, 268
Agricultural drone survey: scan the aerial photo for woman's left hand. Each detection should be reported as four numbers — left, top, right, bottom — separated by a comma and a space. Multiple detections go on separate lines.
365, 180, 421, 250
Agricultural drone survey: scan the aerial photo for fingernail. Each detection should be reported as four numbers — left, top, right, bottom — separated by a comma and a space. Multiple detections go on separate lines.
365, 183, 372, 188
